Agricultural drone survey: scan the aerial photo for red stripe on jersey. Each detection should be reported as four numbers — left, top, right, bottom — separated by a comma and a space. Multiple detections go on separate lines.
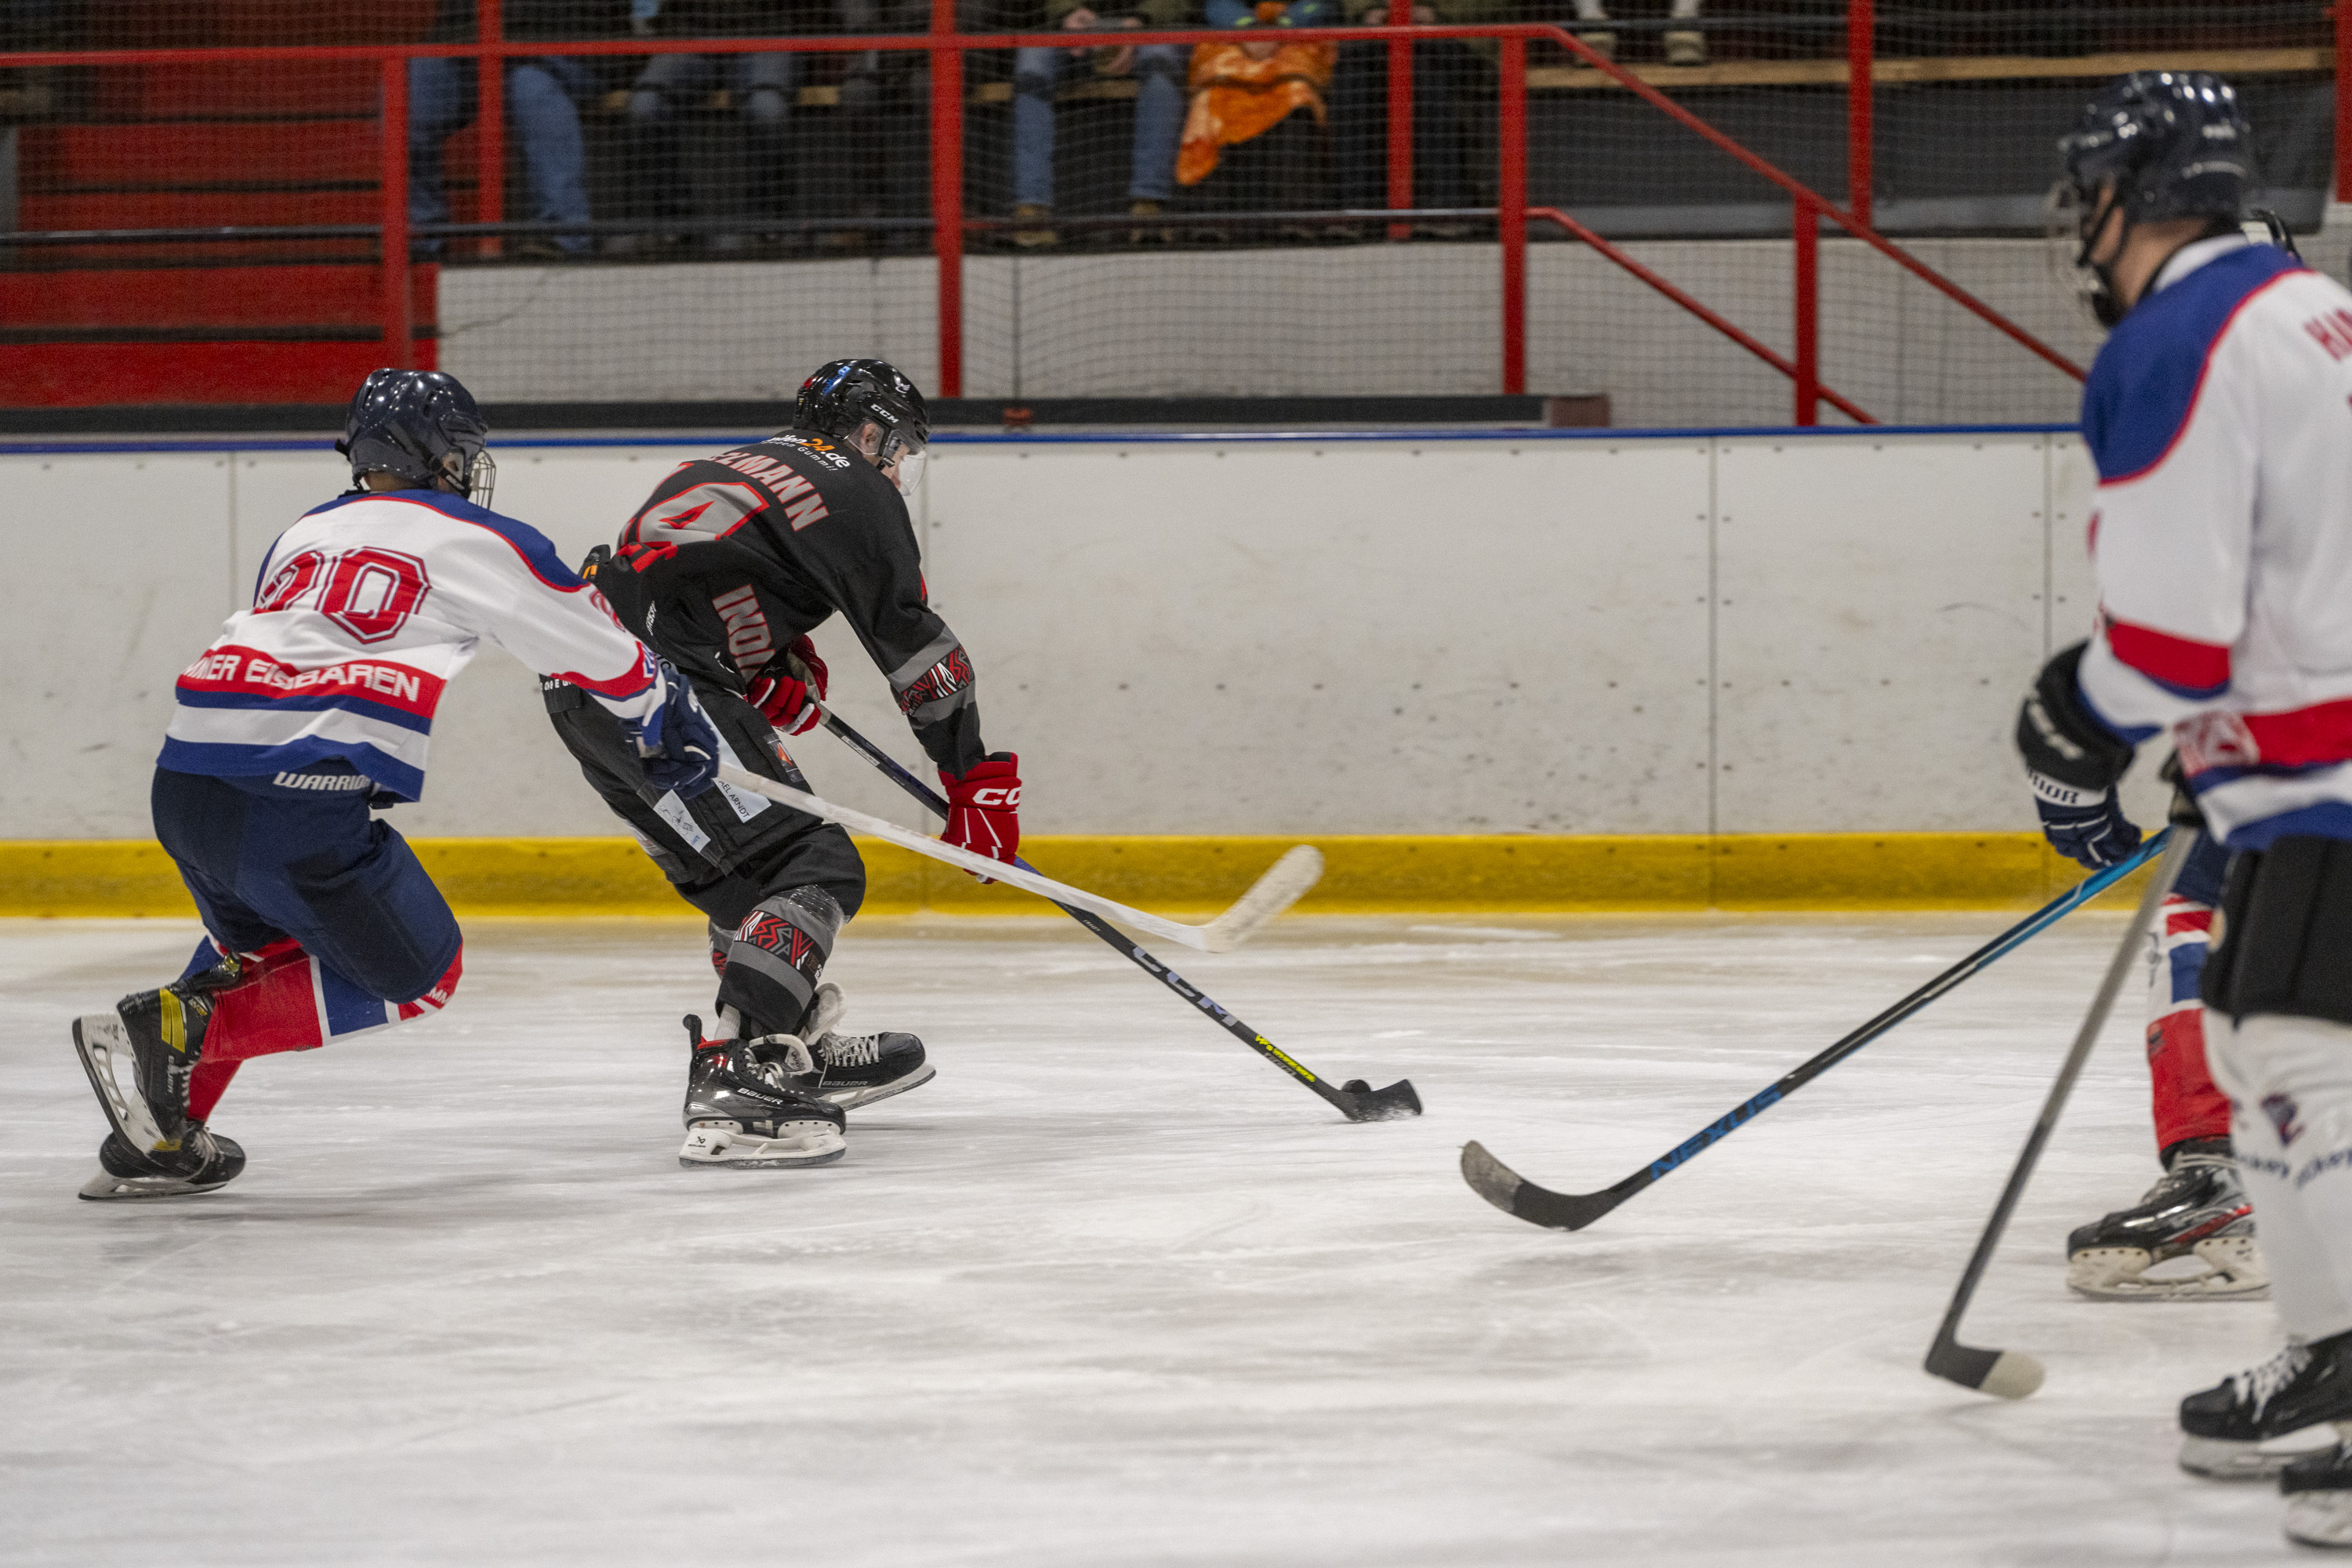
2242, 697, 2352, 770
550, 645, 659, 699
2165, 906, 2215, 936
2103, 615, 2232, 695
176, 644, 447, 717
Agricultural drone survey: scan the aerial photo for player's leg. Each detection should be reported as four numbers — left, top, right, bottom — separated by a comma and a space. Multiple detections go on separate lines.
2068, 837, 2263, 1298
543, 679, 850, 1166
72, 767, 465, 1199
2165, 838, 2352, 1545
698, 814, 934, 1111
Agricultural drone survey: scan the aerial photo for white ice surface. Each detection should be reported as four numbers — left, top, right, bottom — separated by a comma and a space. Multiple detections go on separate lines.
0, 913, 2315, 1566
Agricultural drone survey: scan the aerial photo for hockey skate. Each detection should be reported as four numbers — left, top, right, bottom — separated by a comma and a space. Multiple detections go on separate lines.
78, 1125, 246, 1201
2067, 1140, 2267, 1301
70, 976, 223, 1157
2179, 1330, 2352, 1479
799, 983, 934, 1109
677, 1015, 847, 1170
2282, 1440, 2352, 1548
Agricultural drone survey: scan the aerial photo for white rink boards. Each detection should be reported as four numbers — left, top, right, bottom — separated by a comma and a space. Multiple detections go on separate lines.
0, 427, 2172, 844
0, 913, 2313, 1566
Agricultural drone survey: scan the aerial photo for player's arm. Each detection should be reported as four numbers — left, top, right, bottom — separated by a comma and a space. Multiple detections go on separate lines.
831, 534, 1022, 870
438, 519, 721, 795
2016, 348, 2257, 866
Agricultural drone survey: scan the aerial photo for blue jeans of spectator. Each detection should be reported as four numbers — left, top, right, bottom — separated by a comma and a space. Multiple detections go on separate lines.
408, 56, 593, 255
1011, 42, 1185, 209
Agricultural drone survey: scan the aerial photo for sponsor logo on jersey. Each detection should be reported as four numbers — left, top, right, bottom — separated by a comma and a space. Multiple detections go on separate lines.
180, 646, 444, 716
2175, 708, 2260, 773
270, 770, 375, 793
2264, 1092, 2305, 1147
711, 583, 776, 666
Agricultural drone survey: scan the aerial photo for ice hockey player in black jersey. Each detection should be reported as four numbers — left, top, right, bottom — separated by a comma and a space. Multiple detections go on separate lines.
543, 358, 1022, 1171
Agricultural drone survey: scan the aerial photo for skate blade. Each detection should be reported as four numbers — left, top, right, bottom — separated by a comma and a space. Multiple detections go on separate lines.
2180, 1433, 2328, 1480
77, 1169, 233, 1202
678, 1121, 847, 1170
822, 1062, 937, 1110
2070, 1238, 2270, 1301
71, 1013, 167, 1155
2285, 1493, 2352, 1549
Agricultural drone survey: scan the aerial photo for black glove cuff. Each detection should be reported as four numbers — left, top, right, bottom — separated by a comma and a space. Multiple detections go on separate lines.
2016, 642, 2136, 792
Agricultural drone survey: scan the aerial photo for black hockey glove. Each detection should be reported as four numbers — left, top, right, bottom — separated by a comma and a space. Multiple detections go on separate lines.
637, 662, 722, 798
2016, 642, 2142, 870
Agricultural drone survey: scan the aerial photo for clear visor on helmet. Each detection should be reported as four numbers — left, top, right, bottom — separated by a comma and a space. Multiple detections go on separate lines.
877, 426, 928, 497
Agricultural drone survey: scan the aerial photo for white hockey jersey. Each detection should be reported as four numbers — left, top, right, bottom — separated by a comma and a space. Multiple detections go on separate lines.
160, 488, 663, 800
2074, 234, 2352, 851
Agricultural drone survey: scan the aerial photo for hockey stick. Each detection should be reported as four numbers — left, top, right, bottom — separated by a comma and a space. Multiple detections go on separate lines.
806, 710, 1422, 1122
1460, 829, 2172, 1232
715, 763, 1319, 954
1923, 826, 2197, 1400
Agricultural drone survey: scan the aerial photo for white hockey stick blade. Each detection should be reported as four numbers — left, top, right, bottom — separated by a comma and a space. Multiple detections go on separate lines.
1199, 844, 1323, 951
714, 765, 1318, 952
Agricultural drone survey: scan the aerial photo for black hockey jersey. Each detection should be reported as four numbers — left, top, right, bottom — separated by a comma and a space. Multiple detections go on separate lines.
597, 430, 988, 777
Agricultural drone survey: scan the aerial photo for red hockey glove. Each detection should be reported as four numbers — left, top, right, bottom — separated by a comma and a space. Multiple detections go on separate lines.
745, 637, 830, 736
941, 753, 1022, 880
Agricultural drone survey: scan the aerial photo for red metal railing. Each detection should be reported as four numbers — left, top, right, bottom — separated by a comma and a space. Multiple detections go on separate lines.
8, 5, 2343, 421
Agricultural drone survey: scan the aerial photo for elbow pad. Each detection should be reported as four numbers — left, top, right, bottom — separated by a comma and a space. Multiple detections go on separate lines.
2016, 642, 2137, 792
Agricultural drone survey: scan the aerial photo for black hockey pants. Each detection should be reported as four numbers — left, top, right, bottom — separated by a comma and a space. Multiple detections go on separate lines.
543, 678, 866, 1036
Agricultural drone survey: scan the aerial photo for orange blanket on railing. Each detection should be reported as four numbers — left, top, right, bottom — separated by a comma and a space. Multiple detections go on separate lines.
1175, 36, 1338, 187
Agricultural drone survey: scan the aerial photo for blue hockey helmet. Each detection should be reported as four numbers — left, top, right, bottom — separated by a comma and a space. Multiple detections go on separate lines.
792, 358, 929, 494
338, 368, 496, 507
2059, 71, 2256, 227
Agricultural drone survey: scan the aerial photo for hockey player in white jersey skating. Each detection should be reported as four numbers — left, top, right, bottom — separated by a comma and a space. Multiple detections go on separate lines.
2014, 71, 2352, 1548
63, 370, 817, 1201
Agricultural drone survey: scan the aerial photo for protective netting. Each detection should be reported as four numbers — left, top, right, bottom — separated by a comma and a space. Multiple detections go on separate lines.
0, 2, 2339, 418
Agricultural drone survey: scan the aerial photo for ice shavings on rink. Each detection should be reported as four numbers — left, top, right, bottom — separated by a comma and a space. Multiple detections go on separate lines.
0, 914, 2315, 1565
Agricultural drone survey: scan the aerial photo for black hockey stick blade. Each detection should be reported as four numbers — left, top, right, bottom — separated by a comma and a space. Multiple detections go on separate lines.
1333, 1077, 1423, 1122
1923, 1334, 2044, 1401
1459, 1140, 1636, 1231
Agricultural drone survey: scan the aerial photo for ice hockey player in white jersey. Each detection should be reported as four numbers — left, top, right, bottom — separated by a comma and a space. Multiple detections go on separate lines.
2013, 72, 2352, 1548
64, 369, 792, 1201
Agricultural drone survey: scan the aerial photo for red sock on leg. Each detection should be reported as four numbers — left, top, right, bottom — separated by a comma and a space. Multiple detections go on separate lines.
2150, 895, 2231, 1152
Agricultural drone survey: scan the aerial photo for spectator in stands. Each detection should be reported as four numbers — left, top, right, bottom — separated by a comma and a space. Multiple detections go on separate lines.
1008, 0, 1193, 249
1330, 0, 1496, 217
1176, 0, 1338, 220
619, 0, 799, 252
1564, 0, 1704, 66
410, 0, 625, 259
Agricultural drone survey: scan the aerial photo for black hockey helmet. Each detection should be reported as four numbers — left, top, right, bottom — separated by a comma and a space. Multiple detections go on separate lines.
2060, 71, 2256, 227
338, 368, 496, 507
793, 358, 929, 493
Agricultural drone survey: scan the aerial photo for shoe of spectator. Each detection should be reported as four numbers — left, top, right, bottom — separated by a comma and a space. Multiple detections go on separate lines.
1126, 199, 1171, 246
1664, 29, 1706, 65
1575, 28, 1616, 62
1013, 202, 1058, 249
